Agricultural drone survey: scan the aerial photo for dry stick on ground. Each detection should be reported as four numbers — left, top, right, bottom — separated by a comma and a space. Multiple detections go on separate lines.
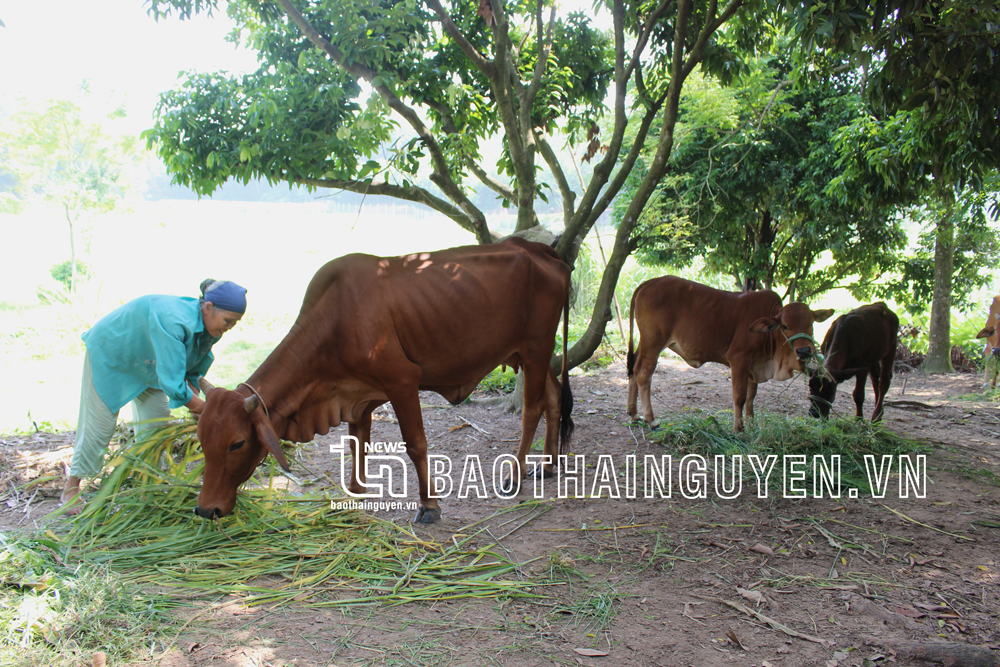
862, 639, 1000, 667
881, 505, 975, 542
694, 594, 834, 647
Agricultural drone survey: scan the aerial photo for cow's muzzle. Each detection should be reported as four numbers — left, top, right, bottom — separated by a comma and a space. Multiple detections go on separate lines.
991, 347, 1000, 358
193, 505, 222, 520
795, 346, 813, 360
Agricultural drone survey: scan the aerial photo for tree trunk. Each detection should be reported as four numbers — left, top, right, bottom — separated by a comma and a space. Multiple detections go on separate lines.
65, 204, 76, 297
923, 207, 955, 374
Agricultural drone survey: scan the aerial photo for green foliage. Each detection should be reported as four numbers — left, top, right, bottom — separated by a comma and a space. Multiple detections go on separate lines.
871, 182, 1000, 314
900, 313, 989, 368
48, 260, 89, 292
0, 96, 137, 215
620, 54, 906, 301
0, 532, 170, 666
790, 0, 1000, 182
143, 0, 611, 206
477, 366, 517, 394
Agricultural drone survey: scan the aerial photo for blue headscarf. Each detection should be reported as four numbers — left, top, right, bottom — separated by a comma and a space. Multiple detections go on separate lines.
203, 281, 248, 314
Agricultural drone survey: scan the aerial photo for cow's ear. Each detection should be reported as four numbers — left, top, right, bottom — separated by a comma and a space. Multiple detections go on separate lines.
812, 308, 835, 323
749, 316, 782, 333
251, 412, 292, 472
977, 326, 996, 339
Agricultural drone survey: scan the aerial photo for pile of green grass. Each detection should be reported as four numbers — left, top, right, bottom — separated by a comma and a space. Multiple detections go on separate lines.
0, 531, 171, 666
647, 409, 927, 493
56, 423, 531, 608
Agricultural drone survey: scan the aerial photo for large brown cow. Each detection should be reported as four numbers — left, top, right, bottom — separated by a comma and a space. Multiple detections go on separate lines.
807, 302, 899, 421
626, 277, 833, 431
976, 296, 1000, 388
193, 237, 573, 524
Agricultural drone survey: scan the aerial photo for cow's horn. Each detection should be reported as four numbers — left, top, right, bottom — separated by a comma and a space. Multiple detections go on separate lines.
244, 394, 260, 414
198, 377, 217, 395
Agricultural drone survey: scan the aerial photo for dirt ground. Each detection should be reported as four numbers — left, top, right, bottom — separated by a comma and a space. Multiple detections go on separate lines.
2, 358, 1000, 667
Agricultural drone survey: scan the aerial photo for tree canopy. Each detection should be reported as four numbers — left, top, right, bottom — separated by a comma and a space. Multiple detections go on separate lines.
0, 95, 138, 295
621, 54, 909, 301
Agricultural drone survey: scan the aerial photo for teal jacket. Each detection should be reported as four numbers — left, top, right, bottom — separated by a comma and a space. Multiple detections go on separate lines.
82, 295, 219, 412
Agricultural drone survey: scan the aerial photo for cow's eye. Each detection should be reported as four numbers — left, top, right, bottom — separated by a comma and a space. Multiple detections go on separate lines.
229, 440, 246, 452
781, 324, 789, 330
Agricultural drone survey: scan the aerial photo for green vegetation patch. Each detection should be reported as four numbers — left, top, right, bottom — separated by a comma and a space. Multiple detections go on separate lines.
646, 410, 927, 493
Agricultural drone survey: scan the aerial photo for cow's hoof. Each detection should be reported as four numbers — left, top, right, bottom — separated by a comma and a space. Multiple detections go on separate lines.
527, 466, 557, 480
498, 477, 521, 497
413, 506, 441, 524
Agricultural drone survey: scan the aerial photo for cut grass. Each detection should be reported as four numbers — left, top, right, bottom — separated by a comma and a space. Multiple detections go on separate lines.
0, 532, 172, 667
644, 409, 928, 493
50, 423, 533, 610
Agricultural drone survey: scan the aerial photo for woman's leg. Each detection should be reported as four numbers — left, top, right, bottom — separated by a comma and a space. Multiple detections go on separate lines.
64, 352, 119, 508
132, 387, 171, 437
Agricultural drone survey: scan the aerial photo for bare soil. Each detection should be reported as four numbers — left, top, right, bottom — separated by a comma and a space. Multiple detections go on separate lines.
3, 359, 1000, 667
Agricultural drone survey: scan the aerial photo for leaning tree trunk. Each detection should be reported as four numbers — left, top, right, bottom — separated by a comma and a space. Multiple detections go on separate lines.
923, 209, 955, 374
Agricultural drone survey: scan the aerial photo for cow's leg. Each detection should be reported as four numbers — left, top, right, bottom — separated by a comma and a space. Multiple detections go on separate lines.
744, 379, 759, 425
872, 360, 892, 422
631, 344, 662, 427
347, 407, 374, 496
731, 363, 750, 432
539, 367, 561, 477
852, 370, 869, 419
507, 360, 549, 495
386, 386, 440, 524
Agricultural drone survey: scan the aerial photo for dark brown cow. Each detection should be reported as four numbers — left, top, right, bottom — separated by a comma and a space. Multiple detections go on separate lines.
976, 296, 1000, 388
626, 277, 833, 432
194, 237, 573, 524
807, 302, 899, 421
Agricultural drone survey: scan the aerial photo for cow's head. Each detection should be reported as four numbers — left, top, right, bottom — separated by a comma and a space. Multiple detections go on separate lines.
977, 326, 1000, 357
807, 373, 836, 418
194, 386, 290, 519
749, 304, 835, 380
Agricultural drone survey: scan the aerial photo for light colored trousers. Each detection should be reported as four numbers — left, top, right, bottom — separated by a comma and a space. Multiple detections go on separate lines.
70, 351, 172, 477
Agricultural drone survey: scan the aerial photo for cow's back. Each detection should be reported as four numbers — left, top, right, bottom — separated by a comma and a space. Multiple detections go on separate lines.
821, 302, 898, 373
298, 237, 569, 386
632, 276, 782, 367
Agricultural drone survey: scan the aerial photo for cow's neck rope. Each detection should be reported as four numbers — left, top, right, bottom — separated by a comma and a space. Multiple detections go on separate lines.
239, 382, 270, 419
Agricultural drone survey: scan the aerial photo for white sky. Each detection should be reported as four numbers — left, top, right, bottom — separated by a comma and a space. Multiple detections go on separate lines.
0, 0, 258, 132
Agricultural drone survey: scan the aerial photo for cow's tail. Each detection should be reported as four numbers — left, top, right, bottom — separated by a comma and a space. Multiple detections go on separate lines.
626, 288, 638, 379
559, 291, 575, 455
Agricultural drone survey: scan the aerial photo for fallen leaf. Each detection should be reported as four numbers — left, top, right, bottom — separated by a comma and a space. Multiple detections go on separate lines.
737, 587, 765, 604
726, 628, 744, 649
573, 648, 609, 657
888, 605, 925, 619
749, 543, 774, 556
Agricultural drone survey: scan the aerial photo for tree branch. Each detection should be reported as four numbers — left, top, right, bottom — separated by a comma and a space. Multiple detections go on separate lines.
425, 0, 495, 77
290, 174, 485, 238
275, 0, 491, 244
534, 127, 576, 227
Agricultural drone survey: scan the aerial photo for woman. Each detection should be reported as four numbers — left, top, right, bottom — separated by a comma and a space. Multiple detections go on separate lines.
60, 279, 247, 510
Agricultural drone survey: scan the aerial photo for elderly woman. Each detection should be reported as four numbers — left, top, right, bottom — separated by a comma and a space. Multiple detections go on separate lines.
60, 279, 247, 510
